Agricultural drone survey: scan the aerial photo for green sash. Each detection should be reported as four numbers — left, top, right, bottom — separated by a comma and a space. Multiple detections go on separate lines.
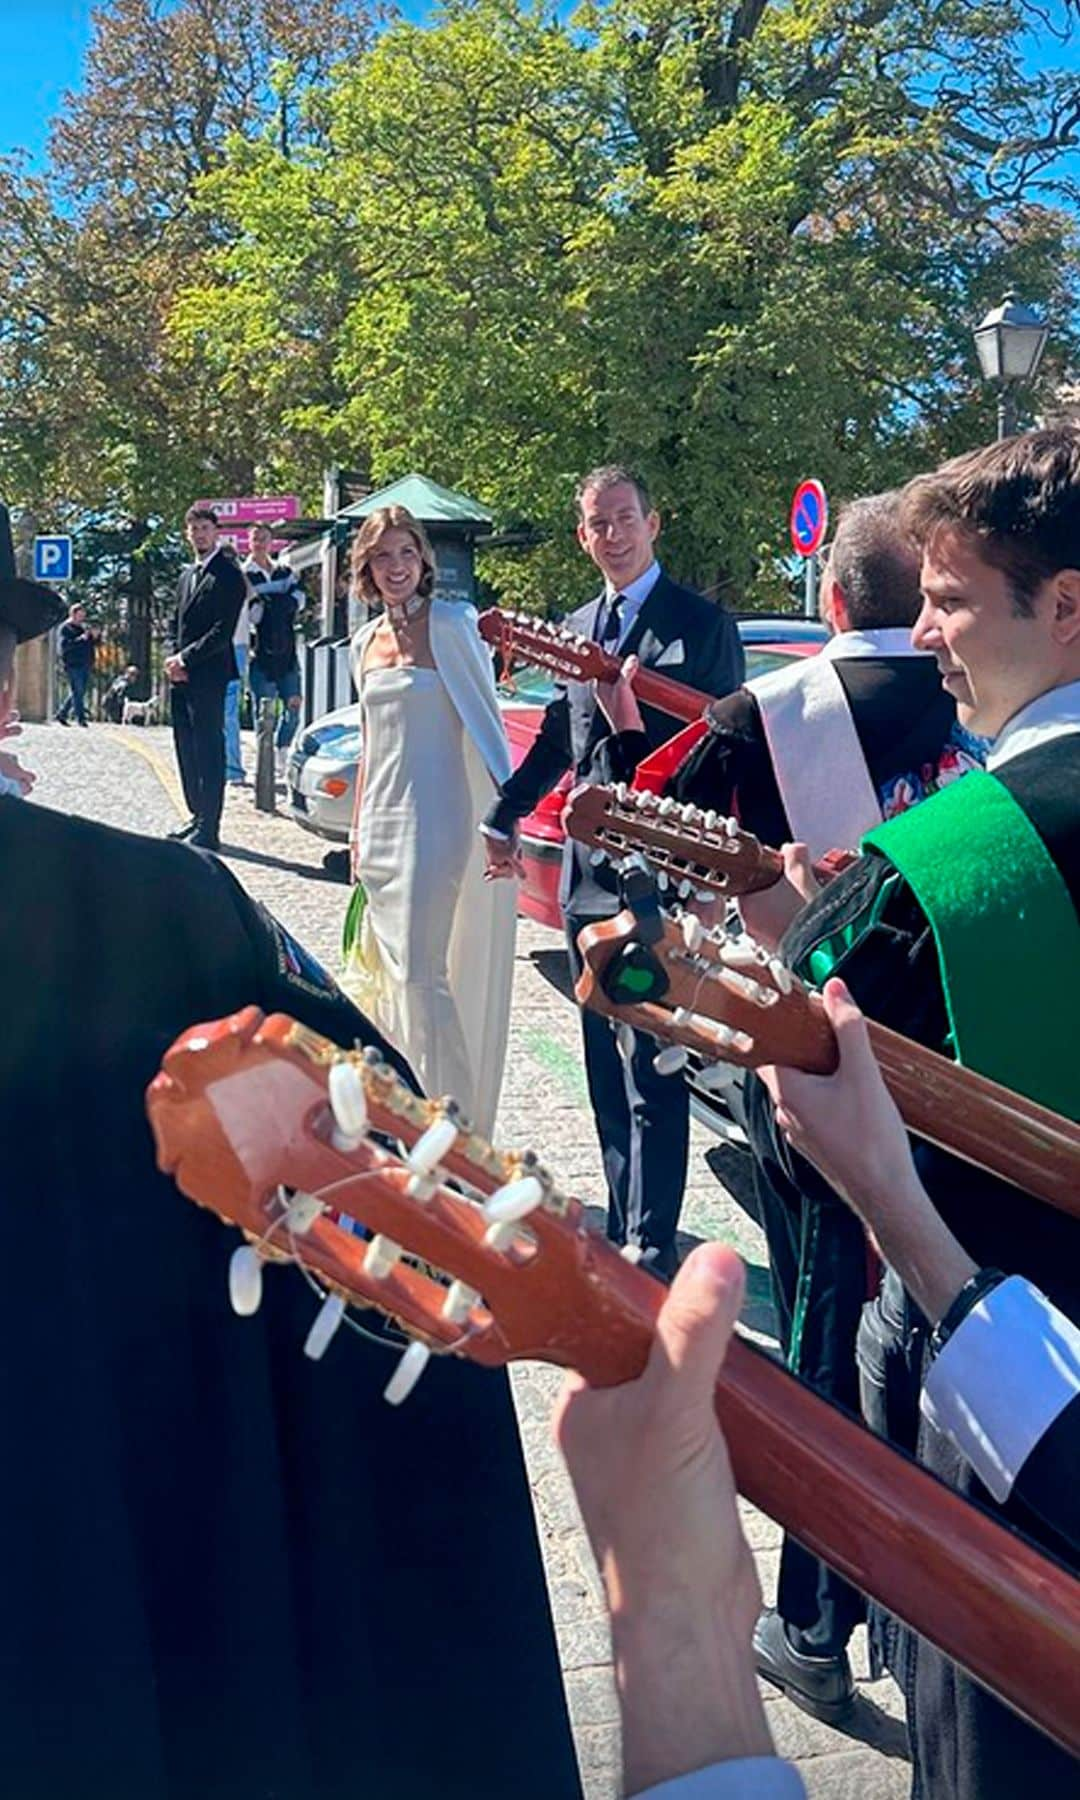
862, 770, 1080, 1121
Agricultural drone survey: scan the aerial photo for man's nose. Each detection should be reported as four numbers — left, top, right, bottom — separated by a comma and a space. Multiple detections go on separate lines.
911, 600, 938, 649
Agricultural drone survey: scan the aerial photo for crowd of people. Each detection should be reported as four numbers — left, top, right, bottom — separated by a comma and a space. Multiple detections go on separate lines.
2, 423, 1078, 1799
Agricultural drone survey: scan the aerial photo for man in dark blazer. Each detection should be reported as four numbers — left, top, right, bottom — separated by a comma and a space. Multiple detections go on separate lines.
483, 465, 744, 1275
165, 505, 247, 850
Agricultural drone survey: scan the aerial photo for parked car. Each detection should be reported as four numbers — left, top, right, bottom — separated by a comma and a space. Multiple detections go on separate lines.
286, 617, 824, 926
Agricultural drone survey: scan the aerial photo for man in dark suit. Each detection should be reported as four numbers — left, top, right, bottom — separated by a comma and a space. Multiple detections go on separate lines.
483, 464, 744, 1275
165, 505, 247, 850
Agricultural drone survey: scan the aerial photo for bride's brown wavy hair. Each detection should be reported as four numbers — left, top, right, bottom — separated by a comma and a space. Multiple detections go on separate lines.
350, 505, 437, 606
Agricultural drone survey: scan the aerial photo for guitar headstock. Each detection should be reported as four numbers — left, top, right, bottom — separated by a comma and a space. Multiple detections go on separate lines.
563, 781, 785, 902
147, 1007, 662, 1400
477, 606, 611, 686
574, 910, 838, 1076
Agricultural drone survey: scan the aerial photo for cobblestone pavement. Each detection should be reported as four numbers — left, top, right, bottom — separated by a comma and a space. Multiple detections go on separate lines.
23, 721, 910, 1799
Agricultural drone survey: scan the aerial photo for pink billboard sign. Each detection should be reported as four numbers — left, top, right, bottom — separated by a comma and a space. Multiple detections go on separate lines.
194, 494, 302, 558
196, 494, 301, 525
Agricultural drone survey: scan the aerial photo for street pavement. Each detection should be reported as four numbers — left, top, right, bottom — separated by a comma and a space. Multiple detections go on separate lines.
21, 719, 910, 1799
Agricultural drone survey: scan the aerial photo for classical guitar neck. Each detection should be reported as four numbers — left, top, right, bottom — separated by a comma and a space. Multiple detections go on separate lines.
866, 1018, 1080, 1220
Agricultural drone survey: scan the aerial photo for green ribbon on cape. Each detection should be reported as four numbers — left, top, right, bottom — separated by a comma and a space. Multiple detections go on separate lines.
862, 769, 1080, 1121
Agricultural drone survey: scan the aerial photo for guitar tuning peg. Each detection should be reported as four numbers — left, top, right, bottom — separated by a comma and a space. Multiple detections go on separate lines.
328, 1059, 368, 1149
679, 802, 697, 822
483, 1174, 545, 1224
483, 1217, 520, 1252
281, 1189, 325, 1236
228, 1244, 263, 1317
653, 1043, 689, 1076
677, 878, 693, 899
614, 782, 629, 802
406, 1173, 439, 1203
589, 847, 608, 868
620, 1243, 644, 1264
442, 1280, 481, 1326
681, 913, 705, 953
695, 1061, 740, 1094
304, 1292, 346, 1361
383, 1339, 432, 1406
769, 956, 794, 995
657, 870, 670, 891
724, 817, 740, 837
672, 1006, 694, 1027
703, 809, 718, 829
363, 1234, 403, 1280
658, 796, 677, 815
407, 1114, 459, 1178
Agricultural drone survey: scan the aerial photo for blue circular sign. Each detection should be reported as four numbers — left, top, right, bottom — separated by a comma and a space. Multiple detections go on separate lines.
789, 479, 829, 557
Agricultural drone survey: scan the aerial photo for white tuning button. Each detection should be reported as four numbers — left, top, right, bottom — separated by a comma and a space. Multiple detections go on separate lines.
484, 1175, 544, 1225
328, 1060, 368, 1144
483, 1218, 519, 1252
407, 1115, 459, 1178
304, 1292, 346, 1361
363, 1234, 403, 1280
620, 1243, 644, 1264
653, 1044, 689, 1076
406, 1173, 439, 1203
614, 782, 629, 802
703, 810, 718, 829
229, 1245, 263, 1317
589, 848, 607, 867
657, 796, 677, 815
681, 913, 705, 953
672, 1006, 694, 1027
657, 871, 670, 891
442, 1281, 480, 1326
283, 1190, 324, 1236
677, 878, 693, 899
383, 1339, 432, 1406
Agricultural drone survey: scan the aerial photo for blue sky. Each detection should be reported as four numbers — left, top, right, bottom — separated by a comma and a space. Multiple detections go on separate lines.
1, 1, 1074, 169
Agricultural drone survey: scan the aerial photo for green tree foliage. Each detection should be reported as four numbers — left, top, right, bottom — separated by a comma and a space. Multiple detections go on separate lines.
0, 0, 374, 530
3, 0, 1078, 608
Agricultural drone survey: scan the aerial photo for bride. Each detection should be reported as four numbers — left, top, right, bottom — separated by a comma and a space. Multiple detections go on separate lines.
342, 504, 517, 1135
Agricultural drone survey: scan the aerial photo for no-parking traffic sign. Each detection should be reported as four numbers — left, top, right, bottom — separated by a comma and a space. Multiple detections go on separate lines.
789, 479, 829, 558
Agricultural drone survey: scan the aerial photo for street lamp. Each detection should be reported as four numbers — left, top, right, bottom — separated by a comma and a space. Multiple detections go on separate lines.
973, 292, 1050, 439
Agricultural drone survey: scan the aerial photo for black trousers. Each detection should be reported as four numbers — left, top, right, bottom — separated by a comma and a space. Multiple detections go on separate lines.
566, 911, 689, 1274
746, 1074, 868, 1656
171, 674, 228, 841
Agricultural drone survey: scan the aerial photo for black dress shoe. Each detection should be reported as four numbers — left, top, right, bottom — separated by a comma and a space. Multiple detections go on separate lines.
167, 819, 199, 841
753, 1609, 855, 1723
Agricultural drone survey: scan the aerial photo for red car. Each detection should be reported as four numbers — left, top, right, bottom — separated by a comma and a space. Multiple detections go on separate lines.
512, 626, 824, 931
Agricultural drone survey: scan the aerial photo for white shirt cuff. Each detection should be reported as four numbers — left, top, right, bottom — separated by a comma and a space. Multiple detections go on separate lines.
633, 1759, 805, 1800
921, 1276, 1080, 1502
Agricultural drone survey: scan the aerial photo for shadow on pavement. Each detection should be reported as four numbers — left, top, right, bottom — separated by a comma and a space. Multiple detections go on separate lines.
220, 843, 339, 882
823, 1693, 911, 1761
529, 946, 575, 1001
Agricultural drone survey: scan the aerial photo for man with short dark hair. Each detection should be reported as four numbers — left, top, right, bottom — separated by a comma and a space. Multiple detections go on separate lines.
165, 504, 247, 850
483, 464, 744, 1275
740, 426, 1080, 1798
56, 602, 96, 728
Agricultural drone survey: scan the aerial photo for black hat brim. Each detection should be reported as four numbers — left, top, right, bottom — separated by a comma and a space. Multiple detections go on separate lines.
1, 576, 68, 644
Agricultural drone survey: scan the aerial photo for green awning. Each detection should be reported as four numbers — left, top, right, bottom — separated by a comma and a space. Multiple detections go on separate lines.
339, 474, 492, 536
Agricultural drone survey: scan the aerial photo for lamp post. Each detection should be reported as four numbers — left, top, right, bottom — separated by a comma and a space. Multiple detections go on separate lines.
973, 292, 1049, 439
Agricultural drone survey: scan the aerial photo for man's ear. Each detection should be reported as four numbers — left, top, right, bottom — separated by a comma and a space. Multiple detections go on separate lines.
1051, 569, 1080, 646
823, 576, 850, 634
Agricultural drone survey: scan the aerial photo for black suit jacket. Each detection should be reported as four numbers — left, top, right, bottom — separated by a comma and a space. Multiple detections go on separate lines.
485, 571, 744, 916
169, 549, 247, 683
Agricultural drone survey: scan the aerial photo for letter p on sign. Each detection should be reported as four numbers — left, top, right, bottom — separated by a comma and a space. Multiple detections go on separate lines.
34, 535, 73, 582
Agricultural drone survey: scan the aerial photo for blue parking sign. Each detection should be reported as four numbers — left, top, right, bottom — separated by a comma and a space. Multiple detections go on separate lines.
34, 535, 73, 582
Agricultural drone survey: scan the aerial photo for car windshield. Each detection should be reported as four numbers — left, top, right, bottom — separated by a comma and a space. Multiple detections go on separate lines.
743, 647, 805, 681
498, 662, 557, 707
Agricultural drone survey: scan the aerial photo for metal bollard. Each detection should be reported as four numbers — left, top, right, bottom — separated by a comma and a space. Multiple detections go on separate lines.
254, 697, 277, 813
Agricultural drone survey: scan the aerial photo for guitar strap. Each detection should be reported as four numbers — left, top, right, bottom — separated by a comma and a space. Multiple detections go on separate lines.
862, 770, 1080, 1119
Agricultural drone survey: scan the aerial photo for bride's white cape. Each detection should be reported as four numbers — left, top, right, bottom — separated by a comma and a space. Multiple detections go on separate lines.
348, 599, 517, 1135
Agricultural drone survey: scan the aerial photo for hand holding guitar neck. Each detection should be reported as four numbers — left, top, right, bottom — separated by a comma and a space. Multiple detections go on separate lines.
573, 900, 1080, 1222
477, 606, 711, 725
562, 781, 852, 907
146, 1004, 1080, 1756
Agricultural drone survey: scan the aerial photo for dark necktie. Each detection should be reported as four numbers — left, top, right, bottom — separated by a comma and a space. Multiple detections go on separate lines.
599, 591, 625, 651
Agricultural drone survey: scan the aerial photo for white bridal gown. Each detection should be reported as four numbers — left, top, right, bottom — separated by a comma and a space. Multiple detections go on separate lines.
346, 602, 516, 1135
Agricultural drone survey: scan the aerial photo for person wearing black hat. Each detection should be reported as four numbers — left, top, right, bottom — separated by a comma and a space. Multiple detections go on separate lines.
0, 504, 580, 1800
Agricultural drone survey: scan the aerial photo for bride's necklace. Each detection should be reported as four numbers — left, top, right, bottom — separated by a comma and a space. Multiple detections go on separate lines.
385, 591, 428, 628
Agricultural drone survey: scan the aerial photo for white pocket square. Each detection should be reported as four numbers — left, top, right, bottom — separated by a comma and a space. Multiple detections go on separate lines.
655, 639, 685, 668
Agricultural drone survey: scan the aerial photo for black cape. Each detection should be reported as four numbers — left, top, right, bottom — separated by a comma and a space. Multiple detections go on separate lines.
0, 796, 581, 1800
